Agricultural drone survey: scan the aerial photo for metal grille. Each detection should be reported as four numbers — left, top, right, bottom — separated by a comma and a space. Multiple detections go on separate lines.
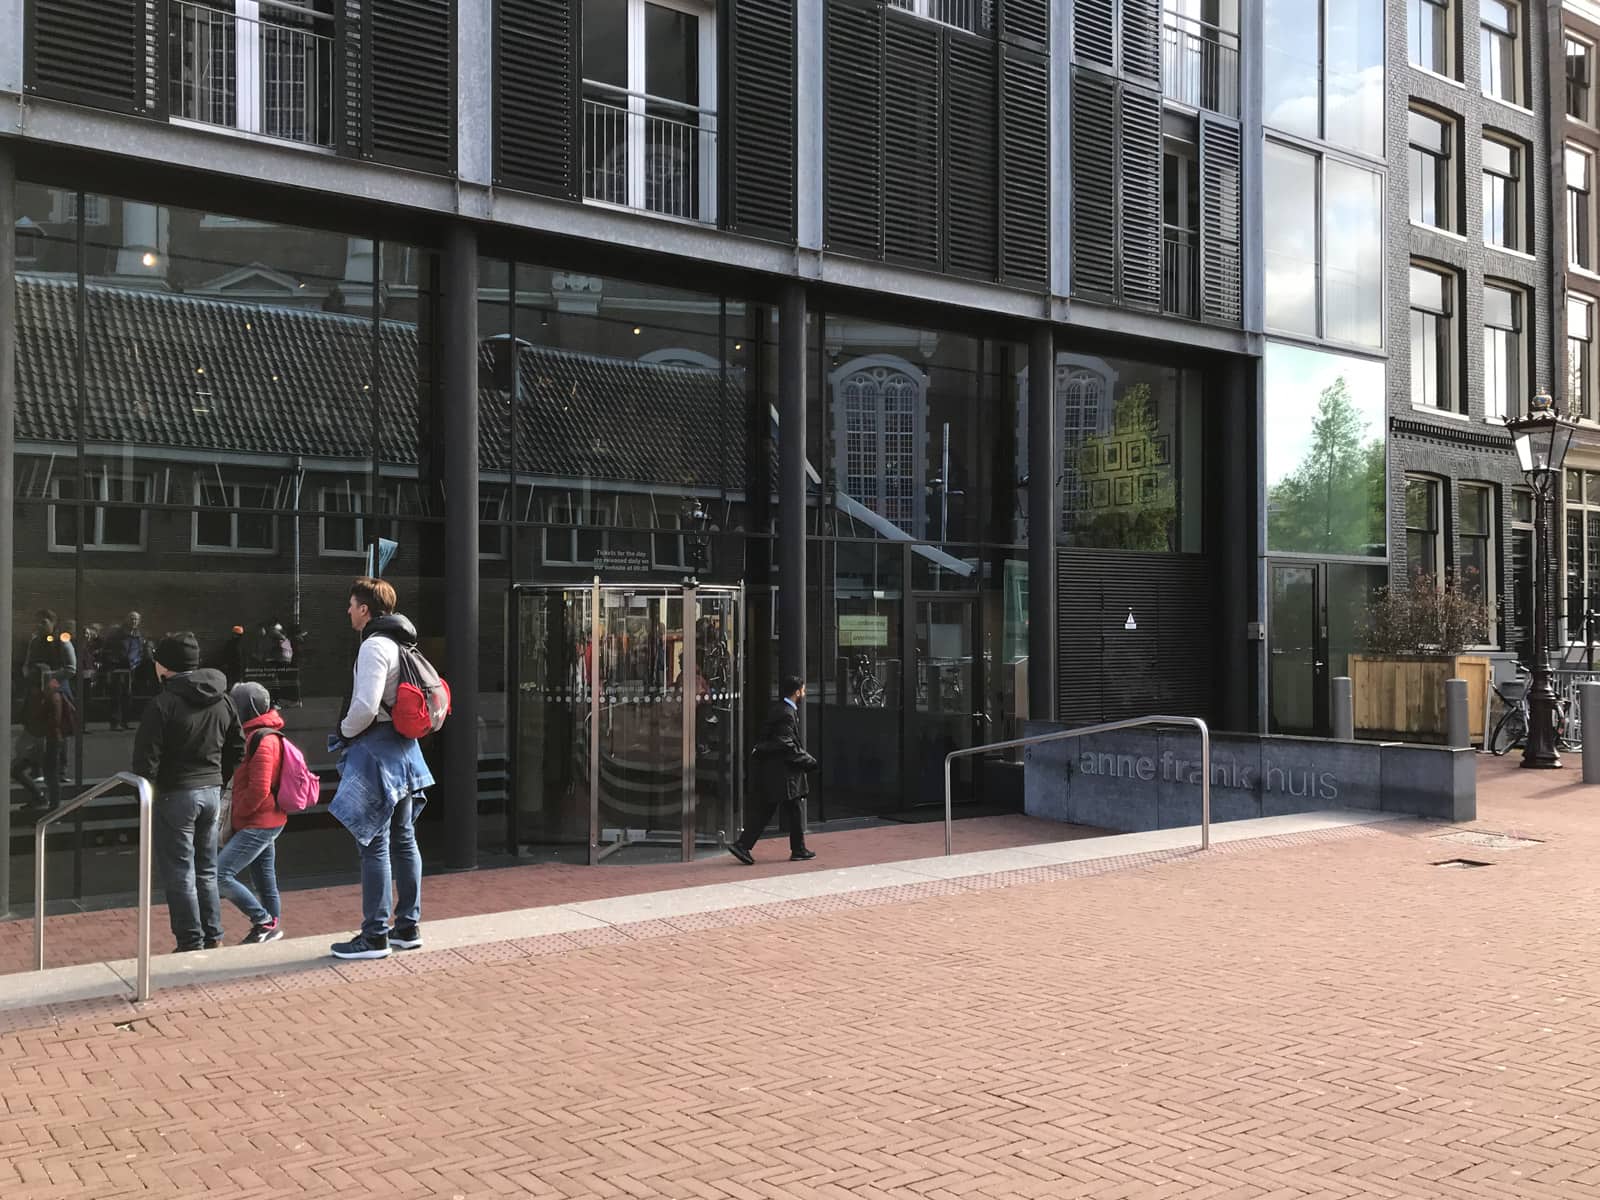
169, 0, 333, 146
1162, 11, 1240, 118
1162, 226, 1199, 318
887, 0, 995, 35
582, 87, 718, 223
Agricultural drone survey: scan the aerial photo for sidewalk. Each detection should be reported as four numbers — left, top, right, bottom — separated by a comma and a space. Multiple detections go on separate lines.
6, 755, 1600, 1199
2, 812, 1081, 976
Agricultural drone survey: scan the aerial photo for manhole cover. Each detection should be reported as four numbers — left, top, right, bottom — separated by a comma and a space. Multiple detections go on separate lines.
1433, 858, 1492, 869
1433, 830, 1544, 851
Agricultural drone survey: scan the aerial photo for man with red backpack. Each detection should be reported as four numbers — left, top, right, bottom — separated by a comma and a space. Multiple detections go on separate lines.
327, 577, 439, 961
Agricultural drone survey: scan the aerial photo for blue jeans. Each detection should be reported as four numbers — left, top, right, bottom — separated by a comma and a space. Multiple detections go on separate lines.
154, 786, 224, 949
358, 792, 421, 939
218, 826, 283, 927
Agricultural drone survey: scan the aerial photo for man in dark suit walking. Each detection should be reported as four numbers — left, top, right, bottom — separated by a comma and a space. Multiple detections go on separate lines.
728, 674, 817, 864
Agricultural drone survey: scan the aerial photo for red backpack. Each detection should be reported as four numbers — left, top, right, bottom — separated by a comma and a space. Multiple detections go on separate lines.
247, 729, 322, 814
367, 621, 451, 739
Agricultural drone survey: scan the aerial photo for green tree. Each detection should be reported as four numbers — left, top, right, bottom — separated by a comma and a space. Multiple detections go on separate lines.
1268, 376, 1384, 555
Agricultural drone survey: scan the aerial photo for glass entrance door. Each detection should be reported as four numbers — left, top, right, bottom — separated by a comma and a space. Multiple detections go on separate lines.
509, 581, 742, 863
1269, 564, 1327, 735
911, 596, 983, 807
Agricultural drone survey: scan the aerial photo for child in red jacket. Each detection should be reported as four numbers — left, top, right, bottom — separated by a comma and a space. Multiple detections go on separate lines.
218, 683, 289, 943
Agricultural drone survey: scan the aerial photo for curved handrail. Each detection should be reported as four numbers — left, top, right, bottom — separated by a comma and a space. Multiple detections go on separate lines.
35, 773, 155, 1002
943, 716, 1211, 856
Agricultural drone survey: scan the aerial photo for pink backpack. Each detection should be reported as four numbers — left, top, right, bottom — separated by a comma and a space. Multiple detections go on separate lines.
248, 729, 322, 814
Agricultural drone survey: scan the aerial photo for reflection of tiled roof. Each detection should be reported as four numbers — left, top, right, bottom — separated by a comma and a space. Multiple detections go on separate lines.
14, 275, 744, 488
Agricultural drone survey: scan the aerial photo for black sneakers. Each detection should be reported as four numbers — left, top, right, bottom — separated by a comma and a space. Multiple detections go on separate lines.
789, 849, 817, 861
241, 918, 283, 945
727, 843, 755, 865
388, 924, 422, 951
330, 931, 390, 960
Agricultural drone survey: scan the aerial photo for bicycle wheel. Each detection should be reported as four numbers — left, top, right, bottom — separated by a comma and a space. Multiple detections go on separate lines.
1490, 709, 1526, 756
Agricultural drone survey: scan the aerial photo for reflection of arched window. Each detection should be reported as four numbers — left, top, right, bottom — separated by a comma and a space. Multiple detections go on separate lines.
831, 356, 927, 536
1057, 365, 1106, 533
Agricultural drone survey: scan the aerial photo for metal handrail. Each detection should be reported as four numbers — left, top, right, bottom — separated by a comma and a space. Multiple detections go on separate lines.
35, 773, 155, 1002
943, 716, 1211, 856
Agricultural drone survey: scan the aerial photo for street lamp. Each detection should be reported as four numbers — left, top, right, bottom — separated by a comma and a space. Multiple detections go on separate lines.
1504, 391, 1578, 769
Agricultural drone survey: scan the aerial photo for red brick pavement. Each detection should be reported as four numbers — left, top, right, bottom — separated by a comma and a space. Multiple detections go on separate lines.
3, 813, 1084, 975
7, 757, 1600, 1198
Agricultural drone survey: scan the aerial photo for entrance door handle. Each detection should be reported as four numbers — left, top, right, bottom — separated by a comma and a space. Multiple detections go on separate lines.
1314, 661, 1326, 668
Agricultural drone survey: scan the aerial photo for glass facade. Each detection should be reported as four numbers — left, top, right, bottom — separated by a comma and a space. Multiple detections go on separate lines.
1264, 0, 1384, 155
1264, 343, 1387, 557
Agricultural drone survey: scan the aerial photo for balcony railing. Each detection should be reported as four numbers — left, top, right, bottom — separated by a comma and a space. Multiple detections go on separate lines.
1162, 226, 1199, 319
886, 0, 996, 36
169, 0, 335, 147
583, 84, 718, 225
1161, 10, 1240, 119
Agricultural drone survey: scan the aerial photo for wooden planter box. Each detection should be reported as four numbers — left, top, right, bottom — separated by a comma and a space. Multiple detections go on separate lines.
1347, 654, 1491, 740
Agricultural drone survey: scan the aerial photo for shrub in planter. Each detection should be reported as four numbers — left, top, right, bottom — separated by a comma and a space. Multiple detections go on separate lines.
1351, 572, 1492, 739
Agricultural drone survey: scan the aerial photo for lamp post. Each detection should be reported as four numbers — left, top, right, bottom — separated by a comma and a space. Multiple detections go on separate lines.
1504, 392, 1578, 769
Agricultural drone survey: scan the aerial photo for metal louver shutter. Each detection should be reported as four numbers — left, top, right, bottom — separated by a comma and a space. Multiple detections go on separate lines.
1117, 84, 1162, 313
998, 0, 1049, 49
1072, 0, 1115, 70
367, 0, 455, 174
337, 0, 365, 157
824, 0, 885, 257
495, 0, 579, 197
945, 34, 999, 279
1120, 0, 1161, 85
728, 0, 796, 240
999, 47, 1048, 289
1055, 550, 1215, 725
1070, 68, 1116, 304
1199, 115, 1243, 326
26, 0, 155, 115
882, 15, 942, 270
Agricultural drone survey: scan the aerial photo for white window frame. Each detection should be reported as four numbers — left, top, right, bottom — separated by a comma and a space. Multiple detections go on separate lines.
1481, 133, 1524, 252
48, 473, 151, 553
542, 503, 613, 567
1407, 105, 1455, 232
1409, 0, 1455, 79
1571, 294, 1596, 423
479, 486, 509, 561
1569, 144, 1596, 272
1479, 0, 1524, 108
830, 354, 930, 539
1569, 33, 1595, 126
1409, 262, 1457, 413
1405, 473, 1446, 584
651, 508, 691, 571
192, 478, 279, 554
318, 485, 374, 558
1481, 281, 1524, 423
582, 0, 718, 222
47, 192, 108, 225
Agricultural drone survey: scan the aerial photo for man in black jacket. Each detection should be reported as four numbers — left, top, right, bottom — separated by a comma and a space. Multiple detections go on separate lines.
131, 632, 245, 952
728, 675, 818, 864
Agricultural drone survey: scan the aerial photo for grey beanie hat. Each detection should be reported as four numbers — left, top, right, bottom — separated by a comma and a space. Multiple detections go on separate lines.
230, 681, 272, 722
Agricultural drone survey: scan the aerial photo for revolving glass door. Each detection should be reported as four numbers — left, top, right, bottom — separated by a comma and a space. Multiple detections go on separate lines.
510, 581, 743, 863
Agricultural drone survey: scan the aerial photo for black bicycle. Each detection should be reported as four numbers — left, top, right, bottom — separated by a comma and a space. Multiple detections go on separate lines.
1490, 662, 1581, 755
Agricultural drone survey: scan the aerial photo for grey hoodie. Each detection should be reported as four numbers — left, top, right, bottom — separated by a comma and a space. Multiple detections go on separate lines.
131, 668, 245, 791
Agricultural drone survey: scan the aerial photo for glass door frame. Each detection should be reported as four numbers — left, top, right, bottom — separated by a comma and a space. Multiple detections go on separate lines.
907, 587, 987, 809
1267, 559, 1331, 735
507, 578, 744, 864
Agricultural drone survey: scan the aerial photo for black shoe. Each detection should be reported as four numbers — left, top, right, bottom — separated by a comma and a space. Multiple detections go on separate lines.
203, 939, 222, 950
241, 919, 282, 945
789, 849, 816, 861
174, 943, 203, 954
727, 843, 754, 865
330, 931, 390, 960
388, 924, 422, 951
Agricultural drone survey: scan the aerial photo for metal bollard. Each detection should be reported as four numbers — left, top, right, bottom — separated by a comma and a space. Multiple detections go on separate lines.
1445, 678, 1470, 750
1583, 682, 1600, 783
1332, 676, 1354, 741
